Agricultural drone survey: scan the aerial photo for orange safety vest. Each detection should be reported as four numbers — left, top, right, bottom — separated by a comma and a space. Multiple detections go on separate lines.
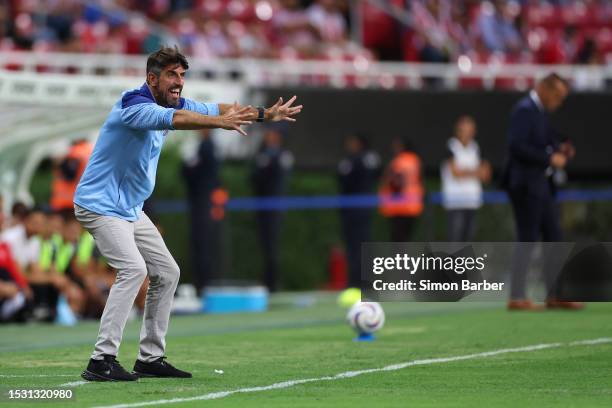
379, 152, 424, 217
50, 141, 94, 211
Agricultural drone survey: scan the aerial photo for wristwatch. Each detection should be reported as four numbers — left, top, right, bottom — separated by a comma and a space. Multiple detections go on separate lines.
256, 106, 265, 122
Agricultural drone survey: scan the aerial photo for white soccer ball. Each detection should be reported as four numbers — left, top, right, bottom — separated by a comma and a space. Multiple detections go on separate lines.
346, 301, 385, 334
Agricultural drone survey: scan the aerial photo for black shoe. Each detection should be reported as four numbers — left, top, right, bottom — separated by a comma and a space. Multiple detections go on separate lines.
133, 357, 192, 378
81, 355, 139, 382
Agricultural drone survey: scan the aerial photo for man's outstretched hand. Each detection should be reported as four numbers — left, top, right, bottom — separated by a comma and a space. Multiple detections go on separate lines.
215, 97, 302, 135
266, 96, 303, 122
220, 102, 253, 135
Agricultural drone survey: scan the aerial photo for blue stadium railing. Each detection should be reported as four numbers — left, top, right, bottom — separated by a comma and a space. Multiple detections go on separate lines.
153, 189, 612, 214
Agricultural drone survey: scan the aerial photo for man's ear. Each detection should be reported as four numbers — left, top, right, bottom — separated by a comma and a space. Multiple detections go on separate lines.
146, 72, 158, 86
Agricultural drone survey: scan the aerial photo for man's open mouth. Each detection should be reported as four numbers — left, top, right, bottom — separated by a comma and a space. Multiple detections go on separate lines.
170, 88, 181, 98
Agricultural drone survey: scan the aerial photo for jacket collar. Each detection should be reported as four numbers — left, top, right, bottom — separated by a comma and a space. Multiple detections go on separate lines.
529, 89, 544, 112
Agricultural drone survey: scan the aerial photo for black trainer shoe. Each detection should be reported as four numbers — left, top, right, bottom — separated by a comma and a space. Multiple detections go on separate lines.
133, 357, 192, 378
81, 355, 139, 382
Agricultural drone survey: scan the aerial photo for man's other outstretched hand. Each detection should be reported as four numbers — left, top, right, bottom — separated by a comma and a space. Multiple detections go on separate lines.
216, 96, 303, 135
266, 96, 303, 122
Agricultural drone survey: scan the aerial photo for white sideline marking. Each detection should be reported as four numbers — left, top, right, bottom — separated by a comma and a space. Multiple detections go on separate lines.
569, 337, 611, 346
0, 374, 74, 378
58, 380, 89, 387
94, 337, 612, 408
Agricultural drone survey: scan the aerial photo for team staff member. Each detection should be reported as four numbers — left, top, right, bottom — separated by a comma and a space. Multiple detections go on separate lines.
74, 46, 302, 382
503, 73, 581, 311
379, 138, 424, 242
0, 241, 30, 322
441, 116, 491, 242
337, 134, 380, 287
182, 129, 221, 293
251, 126, 294, 292
50, 139, 94, 214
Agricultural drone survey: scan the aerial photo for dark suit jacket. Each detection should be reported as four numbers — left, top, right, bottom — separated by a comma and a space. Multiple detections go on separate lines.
182, 137, 220, 200
502, 94, 560, 197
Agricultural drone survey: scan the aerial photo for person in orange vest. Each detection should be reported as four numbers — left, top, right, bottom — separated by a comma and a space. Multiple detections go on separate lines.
379, 138, 425, 242
50, 139, 94, 213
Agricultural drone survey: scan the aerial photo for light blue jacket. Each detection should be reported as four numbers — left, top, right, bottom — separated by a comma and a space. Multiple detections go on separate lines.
74, 83, 219, 221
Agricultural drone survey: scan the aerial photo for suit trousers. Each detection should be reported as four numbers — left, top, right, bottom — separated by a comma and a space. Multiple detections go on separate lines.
256, 209, 282, 292
340, 208, 372, 288
75, 205, 180, 362
507, 187, 562, 300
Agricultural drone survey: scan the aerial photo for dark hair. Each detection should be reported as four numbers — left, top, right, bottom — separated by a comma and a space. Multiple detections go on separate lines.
347, 133, 370, 150
455, 115, 475, 129
11, 201, 28, 219
19, 206, 44, 221
576, 38, 597, 64
64, 214, 80, 224
51, 208, 76, 221
71, 138, 88, 146
146, 46, 189, 77
540, 72, 569, 90
394, 137, 415, 153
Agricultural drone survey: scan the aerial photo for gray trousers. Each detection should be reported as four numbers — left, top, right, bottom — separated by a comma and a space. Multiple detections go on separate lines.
75, 205, 180, 362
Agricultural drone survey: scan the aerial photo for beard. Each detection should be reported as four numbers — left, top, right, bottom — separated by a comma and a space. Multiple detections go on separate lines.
164, 89, 181, 107
151, 85, 181, 107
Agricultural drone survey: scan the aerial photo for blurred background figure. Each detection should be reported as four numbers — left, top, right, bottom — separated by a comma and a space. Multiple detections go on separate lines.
273, 0, 320, 58
8, 202, 29, 229
55, 216, 96, 318
502, 73, 581, 311
50, 139, 93, 216
1, 207, 44, 276
379, 138, 424, 242
337, 133, 380, 287
441, 116, 491, 242
0, 195, 5, 232
0, 239, 29, 322
182, 129, 222, 294
251, 126, 294, 292
410, 0, 453, 63
476, 0, 522, 54
307, 0, 348, 48
28, 210, 64, 321
1, 207, 45, 319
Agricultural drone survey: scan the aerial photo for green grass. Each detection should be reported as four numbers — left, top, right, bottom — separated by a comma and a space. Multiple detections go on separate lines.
1, 294, 611, 407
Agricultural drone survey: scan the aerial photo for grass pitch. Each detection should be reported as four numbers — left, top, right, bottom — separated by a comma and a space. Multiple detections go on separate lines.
1, 294, 611, 407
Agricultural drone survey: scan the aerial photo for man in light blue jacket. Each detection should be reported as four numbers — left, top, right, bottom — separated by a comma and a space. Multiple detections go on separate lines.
75, 46, 302, 382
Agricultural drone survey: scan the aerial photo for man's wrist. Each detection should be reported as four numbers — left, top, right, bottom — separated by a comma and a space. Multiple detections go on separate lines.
257, 106, 266, 122
211, 115, 224, 128
264, 107, 275, 121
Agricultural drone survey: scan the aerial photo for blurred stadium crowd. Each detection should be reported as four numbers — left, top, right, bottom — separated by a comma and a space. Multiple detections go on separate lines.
1, 0, 612, 64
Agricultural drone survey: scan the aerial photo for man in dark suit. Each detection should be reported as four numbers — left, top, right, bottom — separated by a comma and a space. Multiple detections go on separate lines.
337, 134, 381, 288
503, 73, 582, 311
182, 129, 221, 294
251, 126, 294, 292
